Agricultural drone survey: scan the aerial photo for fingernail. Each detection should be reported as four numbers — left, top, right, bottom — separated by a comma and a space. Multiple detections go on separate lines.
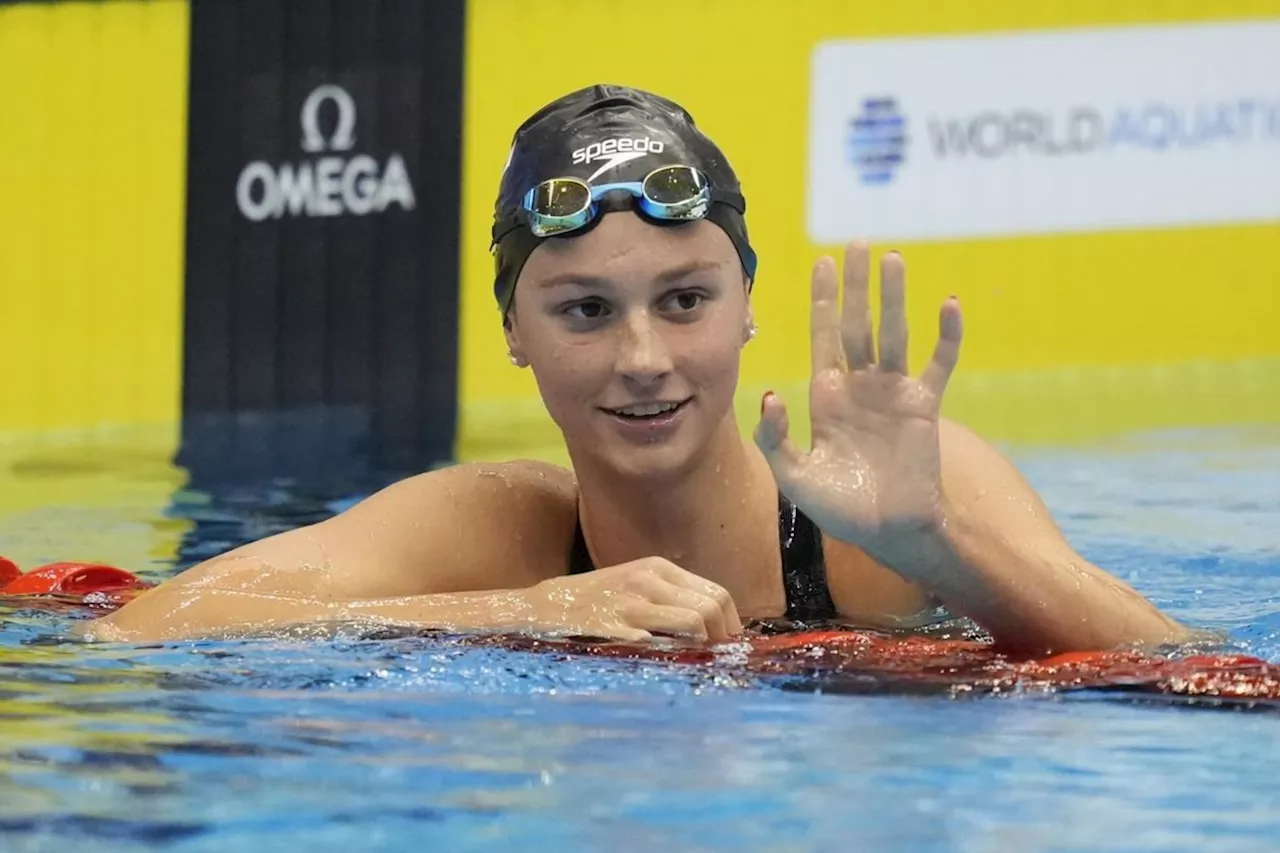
761, 391, 774, 415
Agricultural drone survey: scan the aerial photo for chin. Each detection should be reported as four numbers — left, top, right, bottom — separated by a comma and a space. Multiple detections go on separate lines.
602, 440, 703, 483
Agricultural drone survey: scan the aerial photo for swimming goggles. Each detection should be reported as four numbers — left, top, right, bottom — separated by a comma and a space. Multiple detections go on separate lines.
498, 164, 748, 240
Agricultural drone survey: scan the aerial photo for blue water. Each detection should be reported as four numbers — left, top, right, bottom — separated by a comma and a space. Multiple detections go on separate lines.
1, 425, 1279, 851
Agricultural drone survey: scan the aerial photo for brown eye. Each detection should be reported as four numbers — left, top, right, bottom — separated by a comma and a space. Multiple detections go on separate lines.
670, 292, 704, 312
565, 300, 608, 320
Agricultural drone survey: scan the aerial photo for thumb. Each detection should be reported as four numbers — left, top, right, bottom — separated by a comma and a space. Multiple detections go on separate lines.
753, 391, 804, 481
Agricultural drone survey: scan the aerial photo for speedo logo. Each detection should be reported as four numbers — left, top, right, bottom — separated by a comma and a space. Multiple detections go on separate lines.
571, 137, 666, 164
571, 137, 666, 181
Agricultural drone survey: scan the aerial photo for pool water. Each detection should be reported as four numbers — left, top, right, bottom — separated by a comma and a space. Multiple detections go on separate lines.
1, 425, 1279, 852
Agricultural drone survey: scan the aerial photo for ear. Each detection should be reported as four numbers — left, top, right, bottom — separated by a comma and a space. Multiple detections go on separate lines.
741, 269, 757, 340
502, 314, 529, 367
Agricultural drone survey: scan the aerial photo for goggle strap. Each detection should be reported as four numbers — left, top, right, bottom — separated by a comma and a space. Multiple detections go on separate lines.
711, 189, 746, 215
492, 211, 529, 248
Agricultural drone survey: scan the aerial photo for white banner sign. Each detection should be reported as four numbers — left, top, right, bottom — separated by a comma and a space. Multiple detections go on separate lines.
807, 20, 1280, 242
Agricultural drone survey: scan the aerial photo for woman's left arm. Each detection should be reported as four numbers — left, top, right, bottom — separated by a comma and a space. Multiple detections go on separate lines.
755, 240, 1192, 654
896, 417, 1191, 653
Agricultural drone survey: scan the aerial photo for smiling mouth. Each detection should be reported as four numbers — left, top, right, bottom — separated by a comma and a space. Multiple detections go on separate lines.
602, 399, 691, 420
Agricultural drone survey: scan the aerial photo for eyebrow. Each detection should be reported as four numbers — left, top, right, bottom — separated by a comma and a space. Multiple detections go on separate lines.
536, 259, 726, 290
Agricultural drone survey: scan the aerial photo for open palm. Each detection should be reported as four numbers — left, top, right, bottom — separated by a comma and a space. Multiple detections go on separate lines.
754, 241, 963, 554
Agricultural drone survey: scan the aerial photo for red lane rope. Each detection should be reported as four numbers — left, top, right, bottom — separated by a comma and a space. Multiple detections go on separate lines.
3, 555, 1275, 702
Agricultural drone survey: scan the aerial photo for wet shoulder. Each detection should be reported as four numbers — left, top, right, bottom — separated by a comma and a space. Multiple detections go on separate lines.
452, 459, 578, 520
398, 458, 576, 522
387, 459, 579, 583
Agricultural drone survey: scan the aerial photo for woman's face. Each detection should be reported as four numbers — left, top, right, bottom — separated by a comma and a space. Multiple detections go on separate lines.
505, 213, 752, 480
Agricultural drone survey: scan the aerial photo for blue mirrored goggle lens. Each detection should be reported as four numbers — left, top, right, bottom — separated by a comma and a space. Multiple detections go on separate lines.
642, 165, 710, 212
524, 179, 593, 237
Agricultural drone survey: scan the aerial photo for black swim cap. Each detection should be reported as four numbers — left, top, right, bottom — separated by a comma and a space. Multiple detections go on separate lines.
491, 84, 757, 316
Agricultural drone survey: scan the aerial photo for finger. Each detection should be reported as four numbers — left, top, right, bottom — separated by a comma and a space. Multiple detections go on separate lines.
840, 240, 874, 370
919, 295, 963, 399
718, 594, 743, 638
607, 625, 653, 643
644, 583, 728, 642
648, 564, 743, 639
624, 602, 709, 641
877, 251, 908, 374
810, 256, 843, 375
569, 611, 653, 643
754, 392, 804, 484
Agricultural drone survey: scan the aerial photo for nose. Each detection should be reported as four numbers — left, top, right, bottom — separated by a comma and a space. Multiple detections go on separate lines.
614, 310, 673, 385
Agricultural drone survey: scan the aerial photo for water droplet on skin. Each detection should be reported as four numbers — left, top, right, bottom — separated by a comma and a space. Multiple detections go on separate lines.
1066, 563, 1083, 591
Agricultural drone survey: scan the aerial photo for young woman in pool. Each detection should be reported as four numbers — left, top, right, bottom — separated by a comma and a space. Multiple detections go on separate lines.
91, 84, 1189, 653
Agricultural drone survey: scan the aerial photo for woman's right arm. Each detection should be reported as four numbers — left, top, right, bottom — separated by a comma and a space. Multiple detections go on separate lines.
86, 461, 578, 641
86, 461, 741, 643
85, 580, 562, 642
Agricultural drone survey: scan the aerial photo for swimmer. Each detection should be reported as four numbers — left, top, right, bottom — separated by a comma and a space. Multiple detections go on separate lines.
89, 84, 1191, 653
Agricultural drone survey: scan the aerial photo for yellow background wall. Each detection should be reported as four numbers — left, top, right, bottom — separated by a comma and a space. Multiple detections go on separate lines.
0, 1, 189, 571
0, 0, 188, 434
458, 0, 1280, 462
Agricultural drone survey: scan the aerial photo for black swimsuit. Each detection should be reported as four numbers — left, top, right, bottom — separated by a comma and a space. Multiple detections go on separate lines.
567, 493, 839, 622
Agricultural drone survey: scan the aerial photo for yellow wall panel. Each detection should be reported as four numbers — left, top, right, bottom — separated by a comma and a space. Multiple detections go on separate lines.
459, 0, 1280, 461
0, 1, 190, 575
0, 0, 188, 433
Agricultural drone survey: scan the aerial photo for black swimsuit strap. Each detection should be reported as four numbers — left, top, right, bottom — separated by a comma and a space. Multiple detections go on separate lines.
777, 493, 838, 622
568, 511, 594, 575
566, 494, 838, 622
